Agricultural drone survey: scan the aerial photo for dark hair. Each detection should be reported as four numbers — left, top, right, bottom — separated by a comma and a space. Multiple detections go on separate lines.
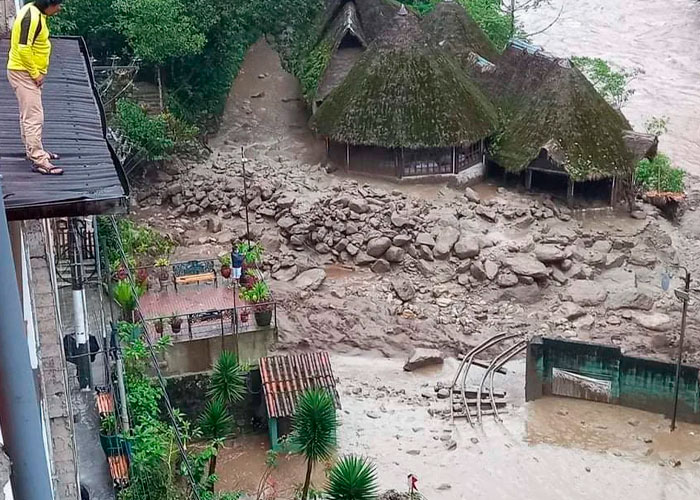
34, 0, 63, 12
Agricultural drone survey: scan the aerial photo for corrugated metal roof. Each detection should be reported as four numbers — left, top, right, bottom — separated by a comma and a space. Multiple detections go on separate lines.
260, 351, 341, 419
0, 37, 128, 221
509, 38, 543, 55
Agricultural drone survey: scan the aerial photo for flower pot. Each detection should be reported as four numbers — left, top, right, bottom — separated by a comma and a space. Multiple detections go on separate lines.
221, 266, 231, 279
99, 433, 130, 457
171, 323, 182, 334
155, 322, 164, 335
254, 309, 272, 327
240, 310, 250, 323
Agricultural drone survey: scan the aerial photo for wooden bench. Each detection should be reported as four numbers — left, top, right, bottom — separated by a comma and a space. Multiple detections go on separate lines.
172, 260, 217, 291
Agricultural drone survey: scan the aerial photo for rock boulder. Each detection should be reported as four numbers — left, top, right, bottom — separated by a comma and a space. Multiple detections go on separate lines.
404, 348, 445, 371
293, 268, 326, 291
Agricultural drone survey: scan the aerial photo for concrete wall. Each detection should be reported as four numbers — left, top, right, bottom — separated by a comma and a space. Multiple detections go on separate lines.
0, 0, 17, 36
25, 220, 79, 500
526, 336, 700, 422
160, 327, 276, 377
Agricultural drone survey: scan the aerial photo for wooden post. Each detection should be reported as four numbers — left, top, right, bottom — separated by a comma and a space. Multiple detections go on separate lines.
567, 177, 575, 206
525, 169, 533, 191
452, 147, 456, 174
610, 176, 616, 207
345, 143, 350, 168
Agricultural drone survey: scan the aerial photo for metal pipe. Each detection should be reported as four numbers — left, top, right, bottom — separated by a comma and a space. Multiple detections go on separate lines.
671, 268, 691, 431
488, 341, 527, 422
241, 147, 251, 248
0, 177, 55, 500
477, 340, 526, 423
69, 218, 91, 389
459, 333, 508, 425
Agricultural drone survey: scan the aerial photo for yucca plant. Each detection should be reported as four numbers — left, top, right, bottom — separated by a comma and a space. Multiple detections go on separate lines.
113, 279, 137, 320
198, 399, 233, 489
208, 351, 247, 407
326, 456, 378, 500
292, 388, 338, 500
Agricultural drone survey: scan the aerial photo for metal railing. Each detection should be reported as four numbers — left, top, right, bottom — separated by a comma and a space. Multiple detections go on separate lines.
144, 301, 277, 342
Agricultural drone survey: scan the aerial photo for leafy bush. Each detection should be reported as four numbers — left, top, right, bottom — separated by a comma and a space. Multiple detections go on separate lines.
116, 99, 174, 160
635, 154, 685, 193
97, 217, 174, 271
459, 0, 514, 50
571, 57, 639, 109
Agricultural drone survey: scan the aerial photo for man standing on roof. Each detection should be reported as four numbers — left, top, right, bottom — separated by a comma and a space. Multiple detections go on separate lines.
7, 0, 64, 175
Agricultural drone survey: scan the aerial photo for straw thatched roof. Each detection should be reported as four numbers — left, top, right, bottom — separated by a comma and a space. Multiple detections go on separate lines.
482, 45, 635, 180
306, 1, 652, 180
310, 9, 498, 148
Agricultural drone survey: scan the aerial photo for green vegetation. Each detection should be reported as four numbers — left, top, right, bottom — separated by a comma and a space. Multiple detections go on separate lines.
208, 351, 247, 409
236, 241, 264, 265
645, 115, 670, 137
459, 0, 515, 49
198, 400, 233, 485
636, 153, 685, 193
326, 455, 379, 500
292, 389, 338, 500
571, 56, 639, 109
97, 217, 174, 272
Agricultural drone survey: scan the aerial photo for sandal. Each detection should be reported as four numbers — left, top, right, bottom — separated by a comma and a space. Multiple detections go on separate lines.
26, 152, 60, 161
33, 163, 64, 175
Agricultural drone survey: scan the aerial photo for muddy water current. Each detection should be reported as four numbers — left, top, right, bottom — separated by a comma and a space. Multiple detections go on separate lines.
520, 0, 700, 176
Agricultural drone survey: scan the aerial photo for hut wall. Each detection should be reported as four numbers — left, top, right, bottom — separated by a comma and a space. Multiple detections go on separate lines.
456, 140, 483, 172
402, 147, 453, 176
348, 145, 399, 177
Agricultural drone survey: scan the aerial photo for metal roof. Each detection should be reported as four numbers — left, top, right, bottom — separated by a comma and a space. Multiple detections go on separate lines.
260, 351, 341, 419
0, 37, 128, 221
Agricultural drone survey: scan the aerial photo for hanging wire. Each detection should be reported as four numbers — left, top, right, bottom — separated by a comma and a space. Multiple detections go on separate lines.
107, 215, 202, 500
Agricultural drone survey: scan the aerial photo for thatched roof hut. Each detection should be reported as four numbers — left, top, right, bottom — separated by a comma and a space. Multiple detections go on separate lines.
310, 9, 498, 149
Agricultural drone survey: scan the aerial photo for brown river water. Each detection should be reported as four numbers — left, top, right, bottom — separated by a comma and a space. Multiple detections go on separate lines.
520, 0, 700, 176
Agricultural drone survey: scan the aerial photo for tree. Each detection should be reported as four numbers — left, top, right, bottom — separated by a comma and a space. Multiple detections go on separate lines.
292, 389, 338, 500
326, 456, 378, 500
115, 0, 207, 110
208, 351, 247, 408
198, 400, 233, 488
571, 57, 641, 109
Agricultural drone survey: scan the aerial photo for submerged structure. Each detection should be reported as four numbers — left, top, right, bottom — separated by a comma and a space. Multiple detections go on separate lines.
303, 0, 657, 203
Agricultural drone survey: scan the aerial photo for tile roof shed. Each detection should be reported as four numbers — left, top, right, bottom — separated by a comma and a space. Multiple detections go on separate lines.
260, 351, 341, 419
0, 37, 128, 221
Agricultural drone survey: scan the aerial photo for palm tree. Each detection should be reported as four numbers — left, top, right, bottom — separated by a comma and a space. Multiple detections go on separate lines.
326, 455, 378, 500
198, 399, 233, 489
292, 388, 338, 500
208, 351, 247, 407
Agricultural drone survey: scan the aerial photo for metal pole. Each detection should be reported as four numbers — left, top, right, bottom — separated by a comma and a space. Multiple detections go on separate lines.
671, 269, 690, 431
69, 218, 92, 389
114, 348, 130, 432
241, 146, 251, 248
0, 178, 55, 499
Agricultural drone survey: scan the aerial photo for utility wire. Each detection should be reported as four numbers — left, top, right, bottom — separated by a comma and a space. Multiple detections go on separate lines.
108, 215, 202, 500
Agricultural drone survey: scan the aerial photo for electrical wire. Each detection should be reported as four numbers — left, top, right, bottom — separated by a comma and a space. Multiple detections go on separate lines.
107, 215, 202, 500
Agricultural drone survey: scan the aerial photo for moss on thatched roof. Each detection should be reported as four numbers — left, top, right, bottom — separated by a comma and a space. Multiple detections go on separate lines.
421, 2, 500, 65
483, 46, 635, 180
310, 43, 498, 148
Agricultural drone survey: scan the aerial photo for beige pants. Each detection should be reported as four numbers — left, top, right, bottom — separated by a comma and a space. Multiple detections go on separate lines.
7, 69, 50, 167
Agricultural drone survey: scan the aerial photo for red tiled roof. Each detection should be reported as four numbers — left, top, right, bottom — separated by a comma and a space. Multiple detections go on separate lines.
260, 352, 341, 419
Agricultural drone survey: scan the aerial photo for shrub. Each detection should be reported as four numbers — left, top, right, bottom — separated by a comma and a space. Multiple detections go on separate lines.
116, 99, 174, 160
636, 154, 685, 193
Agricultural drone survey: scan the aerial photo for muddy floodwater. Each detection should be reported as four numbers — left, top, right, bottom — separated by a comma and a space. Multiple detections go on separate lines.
332, 355, 700, 499
520, 0, 700, 176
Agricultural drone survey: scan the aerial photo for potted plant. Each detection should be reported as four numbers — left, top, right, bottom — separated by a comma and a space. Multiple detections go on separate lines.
169, 314, 182, 334
154, 318, 164, 335
242, 268, 259, 288
239, 307, 250, 324
240, 280, 273, 327
236, 242, 264, 285
99, 414, 121, 456
219, 253, 232, 279
155, 257, 170, 283
136, 267, 149, 289
113, 279, 137, 322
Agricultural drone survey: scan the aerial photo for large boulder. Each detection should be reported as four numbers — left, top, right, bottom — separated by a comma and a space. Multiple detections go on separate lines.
293, 268, 326, 291
559, 302, 586, 320
464, 187, 481, 204
453, 236, 480, 259
367, 237, 392, 257
534, 244, 568, 263
484, 260, 499, 280
433, 227, 461, 260
371, 259, 391, 273
391, 213, 411, 228
392, 278, 416, 301
607, 288, 655, 311
497, 271, 518, 288
277, 216, 297, 230
384, 246, 406, 263
633, 313, 673, 332
349, 198, 370, 214
563, 280, 608, 306
503, 255, 549, 279
630, 245, 657, 267
272, 265, 298, 282
415, 233, 436, 248
403, 348, 444, 371
499, 284, 541, 305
